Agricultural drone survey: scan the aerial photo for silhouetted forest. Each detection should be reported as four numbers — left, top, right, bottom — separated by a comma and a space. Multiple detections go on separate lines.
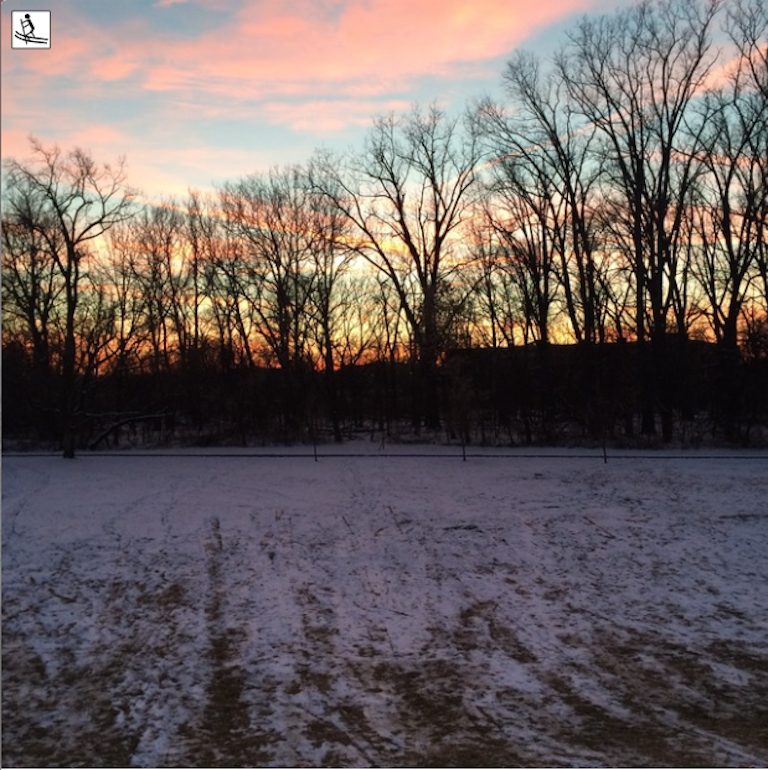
3, 0, 767, 455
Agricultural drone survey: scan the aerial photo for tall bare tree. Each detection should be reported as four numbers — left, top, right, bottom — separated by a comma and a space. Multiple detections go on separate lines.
482, 50, 608, 346
556, 0, 721, 439
1, 201, 62, 379
693, 91, 767, 352
315, 105, 482, 429
187, 191, 255, 371
220, 167, 316, 373
219, 166, 322, 434
724, 0, 768, 311
127, 202, 191, 373
303, 162, 357, 441
3, 139, 135, 456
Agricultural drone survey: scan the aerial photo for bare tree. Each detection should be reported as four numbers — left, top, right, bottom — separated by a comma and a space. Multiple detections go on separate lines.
127, 202, 191, 373
693, 89, 767, 352
1, 197, 64, 440
465, 215, 522, 348
484, 154, 561, 347
1, 200, 62, 379
315, 105, 482, 429
303, 162, 358, 441
683, 0, 768, 435
482, 50, 608, 346
726, 0, 768, 100
556, 0, 722, 439
187, 191, 256, 371
220, 167, 316, 372
724, 0, 768, 310
3, 139, 136, 456
219, 166, 321, 434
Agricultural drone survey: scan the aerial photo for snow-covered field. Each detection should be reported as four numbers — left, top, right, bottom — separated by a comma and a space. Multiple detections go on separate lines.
3, 446, 768, 768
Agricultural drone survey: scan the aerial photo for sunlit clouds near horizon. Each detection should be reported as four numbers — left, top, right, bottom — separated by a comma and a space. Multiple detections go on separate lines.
2, 0, 632, 198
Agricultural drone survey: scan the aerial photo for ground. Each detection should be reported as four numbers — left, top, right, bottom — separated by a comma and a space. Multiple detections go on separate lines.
2, 447, 768, 767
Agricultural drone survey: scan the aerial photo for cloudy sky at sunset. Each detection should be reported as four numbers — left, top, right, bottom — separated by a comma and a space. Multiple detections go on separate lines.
2, 0, 631, 200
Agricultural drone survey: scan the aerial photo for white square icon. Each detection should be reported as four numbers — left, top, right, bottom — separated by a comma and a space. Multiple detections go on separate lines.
11, 11, 51, 49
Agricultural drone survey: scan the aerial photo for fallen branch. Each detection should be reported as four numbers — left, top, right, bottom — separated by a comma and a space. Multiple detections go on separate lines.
87, 411, 170, 450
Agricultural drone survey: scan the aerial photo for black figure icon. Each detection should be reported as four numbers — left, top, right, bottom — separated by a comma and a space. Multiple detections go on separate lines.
15, 13, 49, 45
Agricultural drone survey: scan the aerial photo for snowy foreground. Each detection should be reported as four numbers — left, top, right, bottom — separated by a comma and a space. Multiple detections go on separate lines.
3, 446, 768, 768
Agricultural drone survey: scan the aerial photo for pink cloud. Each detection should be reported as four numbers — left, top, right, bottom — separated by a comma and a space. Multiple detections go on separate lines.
129, 144, 300, 198
701, 42, 767, 93
0, 129, 37, 161
2, 0, 621, 199
142, 0, 601, 103
132, 0, 593, 137
97, 55, 140, 82
2, 33, 90, 77
5, 0, 608, 140
154, 0, 238, 8
2, 125, 134, 165
2, 5, 144, 87
69, 124, 134, 153
261, 99, 413, 133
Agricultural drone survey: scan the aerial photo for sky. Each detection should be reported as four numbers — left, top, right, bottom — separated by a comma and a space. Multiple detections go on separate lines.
1, 0, 631, 202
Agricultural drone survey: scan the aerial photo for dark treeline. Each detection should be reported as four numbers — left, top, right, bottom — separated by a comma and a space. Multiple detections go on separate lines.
3, 0, 768, 456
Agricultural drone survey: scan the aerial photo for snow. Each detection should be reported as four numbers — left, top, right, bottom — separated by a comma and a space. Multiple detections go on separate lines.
3, 446, 768, 767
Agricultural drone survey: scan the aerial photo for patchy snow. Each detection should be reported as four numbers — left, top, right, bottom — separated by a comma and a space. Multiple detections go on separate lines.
2, 447, 768, 767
